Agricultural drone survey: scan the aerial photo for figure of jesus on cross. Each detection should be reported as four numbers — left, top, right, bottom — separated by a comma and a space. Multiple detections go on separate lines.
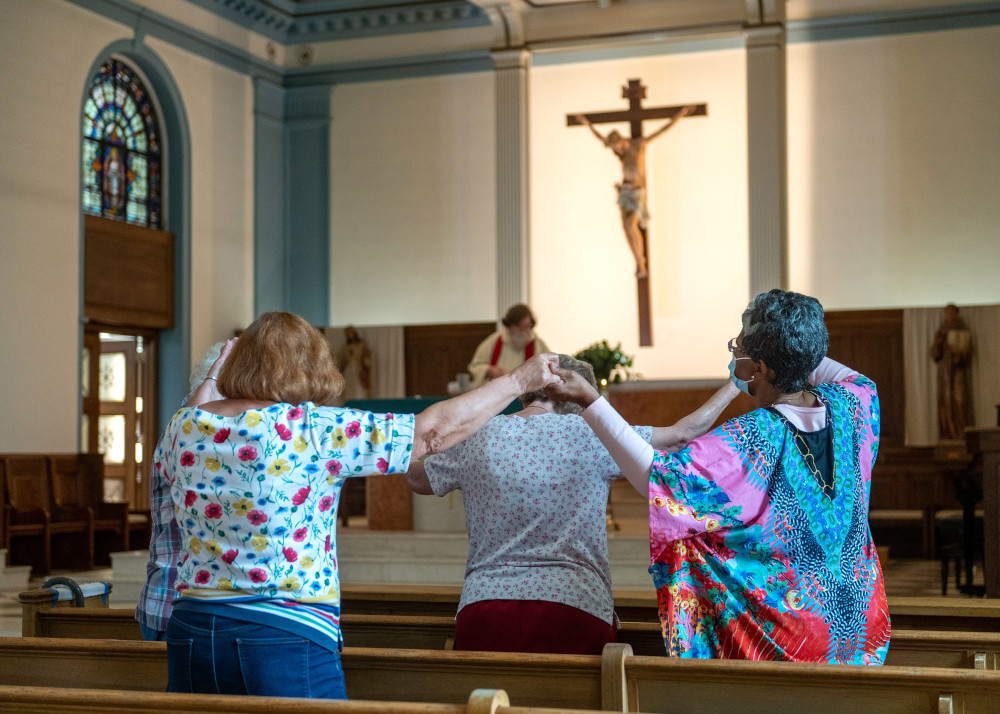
568, 79, 706, 346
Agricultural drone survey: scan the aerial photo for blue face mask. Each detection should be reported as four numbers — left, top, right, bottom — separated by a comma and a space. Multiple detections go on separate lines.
728, 356, 754, 395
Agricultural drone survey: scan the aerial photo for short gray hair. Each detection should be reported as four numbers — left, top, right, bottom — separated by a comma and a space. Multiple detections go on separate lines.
741, 289, 827, 393
520, 354, 597, 415
189, 342, 226, 392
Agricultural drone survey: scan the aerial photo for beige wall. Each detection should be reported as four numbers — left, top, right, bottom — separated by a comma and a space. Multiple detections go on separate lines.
328, 72, 498, 326
0, 0, 255, 451
143, 37, 256, 361
0, 1, 128, 452
788, 25, 1000, 310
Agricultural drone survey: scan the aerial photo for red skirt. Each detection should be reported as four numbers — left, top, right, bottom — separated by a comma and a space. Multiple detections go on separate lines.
455, 599, 616, 655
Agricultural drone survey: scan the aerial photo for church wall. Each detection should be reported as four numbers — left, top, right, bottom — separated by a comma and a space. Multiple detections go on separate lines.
0, 0, 256, 452
143, 37, 256, 364
787, 24, 1000, 310
0, 0, 132, 451
529, 46, 750, 380
328, 72, 498, 326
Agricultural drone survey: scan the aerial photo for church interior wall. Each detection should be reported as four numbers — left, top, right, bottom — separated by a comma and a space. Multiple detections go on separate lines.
787, 24, 1000, 310
0, 0, 257, 451
327, 72, 498, 326
530, 44, 750, 380
3, 0, 999, 453
0, 0, 133, 452
142, 37, 256, 363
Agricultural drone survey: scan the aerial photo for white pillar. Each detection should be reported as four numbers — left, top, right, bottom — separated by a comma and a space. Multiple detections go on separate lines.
745, 23, 788, 297
492, 48, 531, 315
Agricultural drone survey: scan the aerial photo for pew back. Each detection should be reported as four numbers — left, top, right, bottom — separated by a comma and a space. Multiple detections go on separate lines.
4, 638, 1000, 713
18, 589, 1000, 671
0, 685, 610, 714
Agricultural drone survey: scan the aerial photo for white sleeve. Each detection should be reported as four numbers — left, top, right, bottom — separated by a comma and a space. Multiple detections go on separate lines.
809, 357, 858, 386
582, 397, 653, 495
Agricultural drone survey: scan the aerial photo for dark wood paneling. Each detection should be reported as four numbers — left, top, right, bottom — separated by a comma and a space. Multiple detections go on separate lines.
84, 215, 174, 329
825, 309, 904, 447
403, 322, 495, 397
608, 383, 755, 431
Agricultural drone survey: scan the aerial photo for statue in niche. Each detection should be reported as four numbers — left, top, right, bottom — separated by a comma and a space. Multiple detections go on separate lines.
930, 303, 973, 440
339, 325, 372, 402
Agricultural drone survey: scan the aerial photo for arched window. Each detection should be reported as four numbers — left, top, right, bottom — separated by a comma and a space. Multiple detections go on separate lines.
81, 58, 162, 228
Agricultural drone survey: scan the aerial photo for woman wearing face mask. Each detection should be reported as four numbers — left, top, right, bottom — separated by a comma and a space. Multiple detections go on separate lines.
546, 289, 890, 664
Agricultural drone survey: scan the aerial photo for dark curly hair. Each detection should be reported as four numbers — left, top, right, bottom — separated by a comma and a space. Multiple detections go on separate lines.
741, 289, 827, 393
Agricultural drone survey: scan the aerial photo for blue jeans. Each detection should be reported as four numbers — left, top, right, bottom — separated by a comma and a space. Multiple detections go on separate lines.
166, 608, 347, 698
139, 621, 167, 641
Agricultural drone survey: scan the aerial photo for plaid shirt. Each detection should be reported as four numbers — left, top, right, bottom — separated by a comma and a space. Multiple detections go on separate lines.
135, 422, 182, 633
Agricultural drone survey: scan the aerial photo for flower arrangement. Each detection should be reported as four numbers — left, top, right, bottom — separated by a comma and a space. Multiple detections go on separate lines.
574, 340, 635, 387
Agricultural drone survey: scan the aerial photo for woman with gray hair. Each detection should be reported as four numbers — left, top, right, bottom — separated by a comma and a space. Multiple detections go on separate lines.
405, 354, 737, 654
548, 289, 890, 664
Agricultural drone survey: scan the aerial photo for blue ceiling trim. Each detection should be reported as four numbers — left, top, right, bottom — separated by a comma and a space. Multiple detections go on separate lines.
283, 49, 493, 85
186, 0, 490, 44
67, 0, 283, 82
788, 2, 1000, 43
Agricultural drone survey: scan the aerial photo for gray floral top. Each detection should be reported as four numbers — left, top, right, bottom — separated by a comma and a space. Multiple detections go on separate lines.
424, 413, 651, 624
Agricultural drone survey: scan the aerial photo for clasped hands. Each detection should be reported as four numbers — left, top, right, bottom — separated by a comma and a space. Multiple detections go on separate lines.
510, 353, 601, 410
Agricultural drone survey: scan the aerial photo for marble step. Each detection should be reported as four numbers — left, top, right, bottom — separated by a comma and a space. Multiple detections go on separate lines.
337, 531, 655, 591
110, 532, 656, 606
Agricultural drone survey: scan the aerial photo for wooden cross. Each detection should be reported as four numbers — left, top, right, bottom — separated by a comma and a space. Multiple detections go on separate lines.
568, 79, 707, 347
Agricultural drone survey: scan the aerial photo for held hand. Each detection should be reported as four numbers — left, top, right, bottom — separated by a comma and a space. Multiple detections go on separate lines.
207, 338, 237, 381
544, 367, 601, 409
509, 353, 561, 393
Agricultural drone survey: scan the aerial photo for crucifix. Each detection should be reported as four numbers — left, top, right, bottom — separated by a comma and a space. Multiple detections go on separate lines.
568, 79, 707, 347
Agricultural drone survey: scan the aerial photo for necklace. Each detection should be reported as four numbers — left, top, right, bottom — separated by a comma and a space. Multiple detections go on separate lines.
521, 405, 552, 415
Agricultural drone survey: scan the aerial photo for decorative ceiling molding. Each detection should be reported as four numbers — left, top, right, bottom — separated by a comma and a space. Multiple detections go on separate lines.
187, 0, 491, 43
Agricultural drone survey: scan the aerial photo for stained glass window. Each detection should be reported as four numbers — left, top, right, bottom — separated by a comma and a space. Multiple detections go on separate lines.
82, 58, 162, 228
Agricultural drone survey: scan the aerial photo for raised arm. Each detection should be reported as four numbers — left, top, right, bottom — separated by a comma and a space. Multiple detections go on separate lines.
809, 356, 858, 386
185, 339, 236, 407
412, 353, 559, 460
645, 105, 697, 143
649, 381, 740, 452
404, 459, 434, 495
574, 114, 610, 145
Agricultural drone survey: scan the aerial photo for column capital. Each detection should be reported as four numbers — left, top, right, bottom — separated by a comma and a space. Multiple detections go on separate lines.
491, 48, 531, 71
744, 23, 786, 48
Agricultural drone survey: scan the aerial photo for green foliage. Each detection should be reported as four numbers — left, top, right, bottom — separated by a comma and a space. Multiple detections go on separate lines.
574, 340, 635, 386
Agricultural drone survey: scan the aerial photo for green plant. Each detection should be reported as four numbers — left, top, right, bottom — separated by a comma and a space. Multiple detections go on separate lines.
574, 340, 635, 386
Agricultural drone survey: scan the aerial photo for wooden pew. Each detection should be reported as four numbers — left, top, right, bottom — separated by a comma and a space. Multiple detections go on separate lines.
600, 645, 1000, 714
4, 638, 1000, 713
340, 586, 1000, 630
0, 685, 597, 714
20, 587, 1000, 670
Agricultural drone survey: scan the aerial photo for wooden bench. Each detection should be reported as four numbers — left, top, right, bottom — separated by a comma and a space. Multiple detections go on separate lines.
3, 638, 1000, 712
20, 587, 1000, 670
0, 685, 588, 714
340, 586, 1000, 630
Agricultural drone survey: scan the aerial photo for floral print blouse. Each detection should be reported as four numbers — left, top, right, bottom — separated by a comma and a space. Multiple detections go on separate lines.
158, 403, 414, 611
